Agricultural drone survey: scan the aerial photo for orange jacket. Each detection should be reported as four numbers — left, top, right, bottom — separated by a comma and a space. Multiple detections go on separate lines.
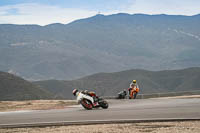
135, 87, 139, 93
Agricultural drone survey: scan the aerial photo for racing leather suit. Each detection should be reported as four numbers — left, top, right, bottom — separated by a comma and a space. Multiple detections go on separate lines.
75, 91, 94, 104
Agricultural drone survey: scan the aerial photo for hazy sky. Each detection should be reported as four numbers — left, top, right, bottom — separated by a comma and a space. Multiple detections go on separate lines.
0, 0, 200, 25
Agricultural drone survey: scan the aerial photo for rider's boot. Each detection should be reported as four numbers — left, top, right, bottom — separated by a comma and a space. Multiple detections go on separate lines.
93, 96, 99, 107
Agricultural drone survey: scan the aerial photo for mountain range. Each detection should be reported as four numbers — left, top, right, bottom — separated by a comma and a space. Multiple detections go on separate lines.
0, 13, 200, 80
0, 67, 200, 100
34, 67, 200, 99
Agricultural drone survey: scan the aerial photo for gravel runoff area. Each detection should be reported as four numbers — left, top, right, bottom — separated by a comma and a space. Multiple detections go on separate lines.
0, 121, 200, 133
151, 95, 200, 99
0, 100, 77, 112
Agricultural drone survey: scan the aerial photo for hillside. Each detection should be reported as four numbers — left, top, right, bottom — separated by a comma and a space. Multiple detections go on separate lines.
0, 13, 200, 80
34, 67, 200, 99
0, 71, 53, 101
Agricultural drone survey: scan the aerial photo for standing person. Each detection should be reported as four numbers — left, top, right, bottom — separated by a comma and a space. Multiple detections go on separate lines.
128, 80, 140, 99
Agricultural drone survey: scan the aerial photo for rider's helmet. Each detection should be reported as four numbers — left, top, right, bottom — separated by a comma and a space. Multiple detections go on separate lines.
72, 89, 78, 96
133, 80, 137, 83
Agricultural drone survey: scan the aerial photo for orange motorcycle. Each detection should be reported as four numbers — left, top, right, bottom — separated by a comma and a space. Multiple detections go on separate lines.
129, 87, 139, 99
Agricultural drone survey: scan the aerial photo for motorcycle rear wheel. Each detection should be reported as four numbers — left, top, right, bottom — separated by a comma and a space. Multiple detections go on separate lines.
99, 100, 109, 109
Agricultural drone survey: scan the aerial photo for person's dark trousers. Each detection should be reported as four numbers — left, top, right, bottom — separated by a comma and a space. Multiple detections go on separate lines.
134, 92, 138, 99
128, 88, 131, 99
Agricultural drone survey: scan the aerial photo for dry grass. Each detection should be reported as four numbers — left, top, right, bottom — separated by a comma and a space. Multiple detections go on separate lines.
151, 95, 200, 99
1, 121, 200, 133
0, 100, 77, 112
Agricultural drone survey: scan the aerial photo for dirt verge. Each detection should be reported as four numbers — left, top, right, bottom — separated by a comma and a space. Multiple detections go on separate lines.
1, 121, 200, 133
0, 100, 77, 112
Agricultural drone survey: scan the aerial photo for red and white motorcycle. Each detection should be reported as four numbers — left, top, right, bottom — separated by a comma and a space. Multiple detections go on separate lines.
73, 89, 109, 110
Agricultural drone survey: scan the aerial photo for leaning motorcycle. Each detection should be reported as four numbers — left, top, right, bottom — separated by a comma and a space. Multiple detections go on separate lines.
80, 96, 109, 110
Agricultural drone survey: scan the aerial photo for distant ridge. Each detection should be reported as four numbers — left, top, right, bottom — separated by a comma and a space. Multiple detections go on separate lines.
0, 71, 53, 101
34, 67, 200, 99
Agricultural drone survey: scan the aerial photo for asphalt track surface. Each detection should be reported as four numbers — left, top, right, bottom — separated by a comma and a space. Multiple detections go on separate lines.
0, 98, 200, 128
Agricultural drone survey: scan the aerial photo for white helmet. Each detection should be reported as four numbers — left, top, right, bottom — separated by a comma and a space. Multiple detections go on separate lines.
72, 89, 78, 96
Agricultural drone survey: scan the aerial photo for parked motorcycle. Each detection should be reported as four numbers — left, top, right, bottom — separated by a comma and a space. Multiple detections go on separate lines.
129, 87, 139, 99
117, 90, 127, 99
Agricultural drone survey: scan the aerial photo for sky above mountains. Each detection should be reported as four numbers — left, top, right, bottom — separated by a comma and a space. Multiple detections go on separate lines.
0, 0, 200, 25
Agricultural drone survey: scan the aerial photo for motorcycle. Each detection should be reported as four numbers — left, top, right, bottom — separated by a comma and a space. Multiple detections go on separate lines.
117, 90, 127, 99
79, 92, 109, 110
129, 87, 139, 99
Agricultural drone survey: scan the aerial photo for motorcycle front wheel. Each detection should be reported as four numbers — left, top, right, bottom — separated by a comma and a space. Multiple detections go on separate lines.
80, 99, 93, 110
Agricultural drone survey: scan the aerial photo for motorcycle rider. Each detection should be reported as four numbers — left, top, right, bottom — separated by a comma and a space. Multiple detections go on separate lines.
128, 80, 140, 99
72, 89, 98, 106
